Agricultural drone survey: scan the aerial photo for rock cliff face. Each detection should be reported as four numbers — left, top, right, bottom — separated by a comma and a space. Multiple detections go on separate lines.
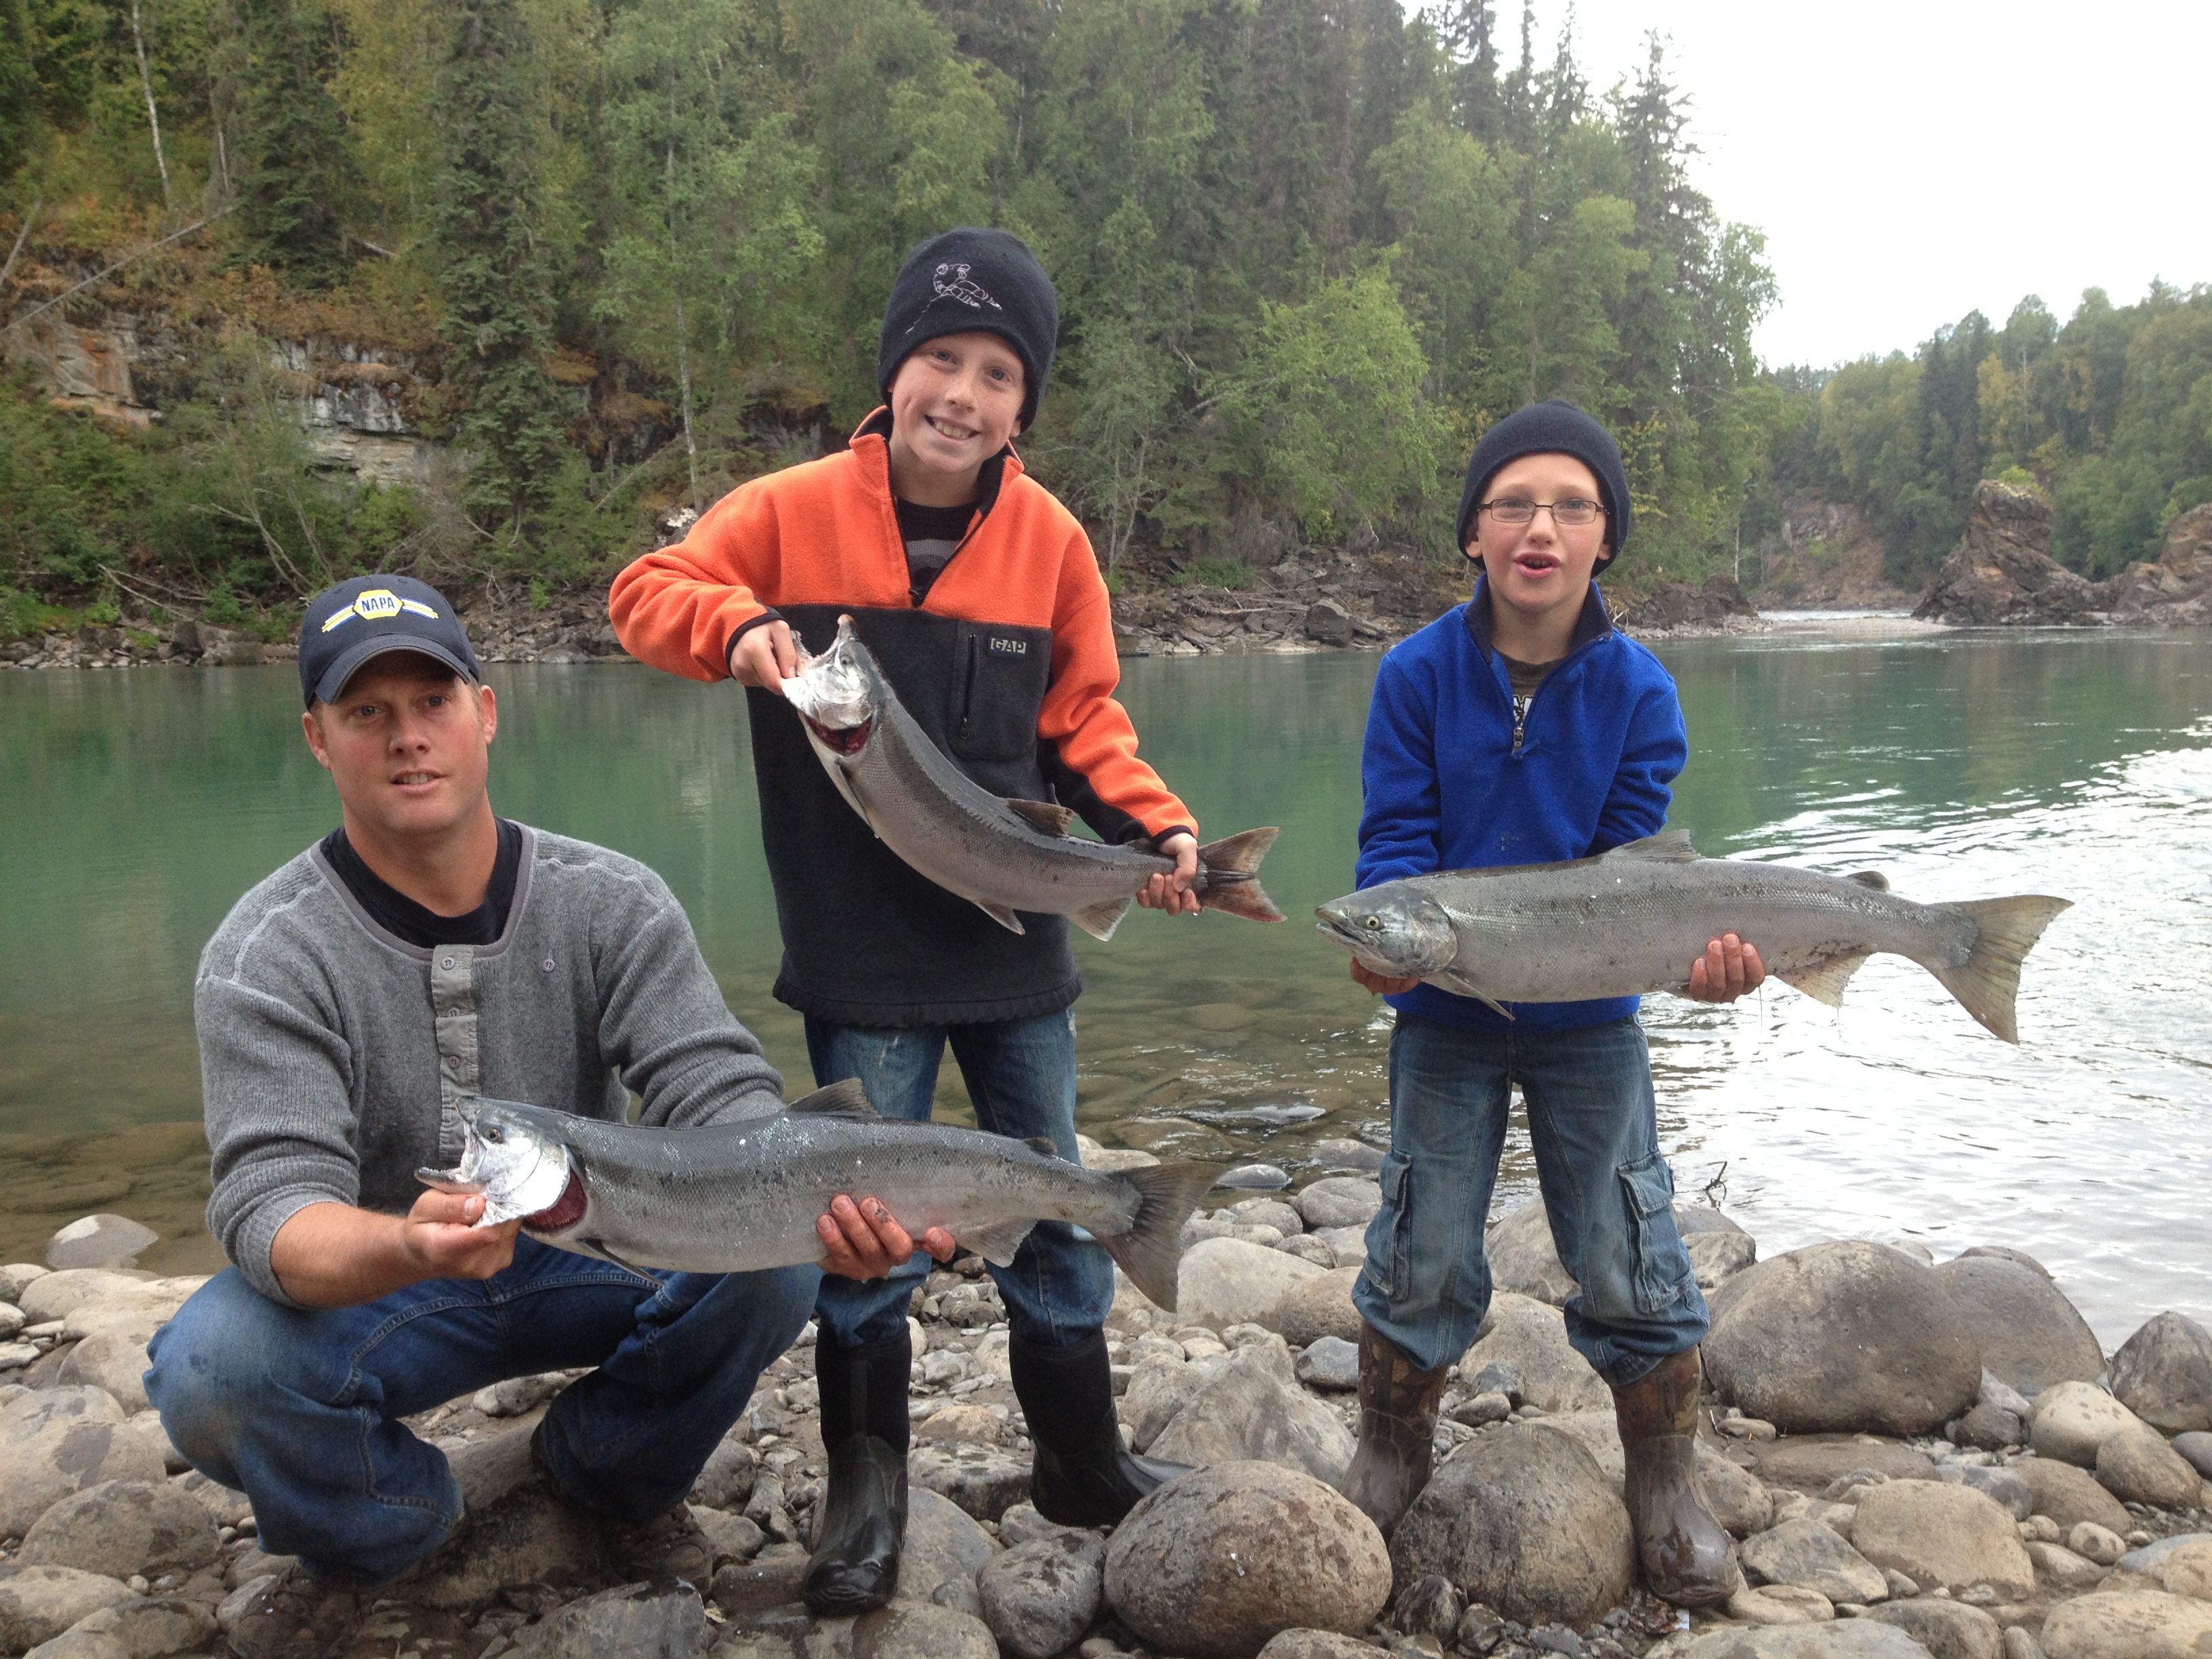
1915, 485, 2212, 627
1753, 497, 1917, 610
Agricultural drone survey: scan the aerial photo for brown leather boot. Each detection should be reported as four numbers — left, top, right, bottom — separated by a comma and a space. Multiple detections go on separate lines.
1339, 1322, 1449, 1535
1612, 1347, 1742, 1607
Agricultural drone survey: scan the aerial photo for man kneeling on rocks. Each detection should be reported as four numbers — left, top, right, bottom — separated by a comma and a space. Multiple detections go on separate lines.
146, 576, 950, 1659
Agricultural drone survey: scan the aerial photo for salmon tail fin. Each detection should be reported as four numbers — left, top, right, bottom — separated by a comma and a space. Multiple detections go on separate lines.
1097, 1160, 1221, 1312
1929, 895, 2072, 1044
1195, 827, 1284, 923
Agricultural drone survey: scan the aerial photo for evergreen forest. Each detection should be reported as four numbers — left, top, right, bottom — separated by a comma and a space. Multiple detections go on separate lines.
1, 0, 2207, 635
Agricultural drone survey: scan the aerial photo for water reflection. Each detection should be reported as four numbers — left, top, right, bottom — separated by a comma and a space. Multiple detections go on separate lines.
1, 628, 2207, 1343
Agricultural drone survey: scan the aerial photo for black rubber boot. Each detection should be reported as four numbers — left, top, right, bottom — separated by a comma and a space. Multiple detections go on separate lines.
1612, 1347, 1742, 1608
1339, 1320, 1448, 1536
1010, 1329, 1187, 1527
803, 1330, 912, 1616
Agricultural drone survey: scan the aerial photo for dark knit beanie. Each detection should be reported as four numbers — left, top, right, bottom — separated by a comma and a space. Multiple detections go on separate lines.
877, 228, 1058, 434
1454, 399, 1632, 571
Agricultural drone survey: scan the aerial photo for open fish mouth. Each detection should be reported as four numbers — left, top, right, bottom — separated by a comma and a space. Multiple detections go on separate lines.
801, 712, 874, 755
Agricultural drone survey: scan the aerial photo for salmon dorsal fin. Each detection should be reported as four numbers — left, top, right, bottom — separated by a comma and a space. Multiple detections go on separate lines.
1603, 828, 1700, 863
1005, 798, 1076, 836
784, 1078, 880, 1119
1847, 870, 1891, 890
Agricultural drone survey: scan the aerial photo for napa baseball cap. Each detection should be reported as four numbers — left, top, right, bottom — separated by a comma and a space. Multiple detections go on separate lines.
299, 575, 481, 707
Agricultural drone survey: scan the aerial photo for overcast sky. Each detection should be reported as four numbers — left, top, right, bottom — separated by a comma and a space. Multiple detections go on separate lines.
1473, 0, 2212, 369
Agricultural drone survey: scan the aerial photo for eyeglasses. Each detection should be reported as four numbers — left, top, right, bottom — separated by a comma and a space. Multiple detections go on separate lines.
1477, 497, 1605, 527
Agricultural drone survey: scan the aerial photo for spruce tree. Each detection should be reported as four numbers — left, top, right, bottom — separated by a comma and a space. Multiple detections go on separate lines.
237, 0, 359, 283
431, 0, 560, 537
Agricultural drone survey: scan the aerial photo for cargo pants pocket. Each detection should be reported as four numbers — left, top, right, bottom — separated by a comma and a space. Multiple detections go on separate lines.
1362, 1151, 1416, 1306
1618, 1149, 1696, 1316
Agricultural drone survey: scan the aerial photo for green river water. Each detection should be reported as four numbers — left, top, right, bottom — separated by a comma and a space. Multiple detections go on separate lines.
1, 621, 2207, 1347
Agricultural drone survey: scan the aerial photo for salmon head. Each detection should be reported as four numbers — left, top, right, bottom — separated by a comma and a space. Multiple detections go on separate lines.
1315, 888, 1459, 981
417, 1101, 581, 1229
783, 615, 883, 759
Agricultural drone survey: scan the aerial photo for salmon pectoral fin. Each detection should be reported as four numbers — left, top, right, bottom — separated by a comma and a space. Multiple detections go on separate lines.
1072, 895, 1134, 941
958, 1216, 1038, 1268
1775, 950, 1873, 1008
975, 899, 1027, 935
1194, 826, 1285, 923
1929, 895, 2072, 1044
1096, 1160, 1221, 1313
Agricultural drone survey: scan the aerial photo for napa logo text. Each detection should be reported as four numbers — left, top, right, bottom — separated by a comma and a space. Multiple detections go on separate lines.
323, 589, 440, 632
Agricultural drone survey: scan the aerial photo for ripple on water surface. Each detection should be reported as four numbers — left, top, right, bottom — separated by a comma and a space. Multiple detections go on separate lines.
0, 630, 2207, 1343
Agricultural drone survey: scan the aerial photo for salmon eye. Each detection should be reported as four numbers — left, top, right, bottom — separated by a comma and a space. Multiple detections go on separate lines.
483, 1125, 504, 1143
1364, 916, 1383, 930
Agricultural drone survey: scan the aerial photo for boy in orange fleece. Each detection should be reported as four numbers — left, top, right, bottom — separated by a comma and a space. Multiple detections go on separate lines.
610, 228, 1195, 1613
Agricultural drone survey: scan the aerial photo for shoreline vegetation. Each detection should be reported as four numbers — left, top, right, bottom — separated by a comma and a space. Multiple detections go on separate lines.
3, 3, 2208, 653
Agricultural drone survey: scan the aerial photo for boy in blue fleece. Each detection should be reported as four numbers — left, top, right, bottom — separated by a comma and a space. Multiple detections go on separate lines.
1341, 401, 1763, 1605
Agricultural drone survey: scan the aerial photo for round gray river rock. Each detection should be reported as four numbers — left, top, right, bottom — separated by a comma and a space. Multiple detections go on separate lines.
1176, 1237, 1327, 1330
43, 1216, 161, 1273
513, 1581, 706, 1659
2175, 1431, 2212, 1479
2009, 1455, 2133, 1534
1290, 1177, 1382, 1231
2108, 1311, 2212, 1434
2039, 1590, 2212, 1659
1390, 1422, 1633, 1628
1452, 1292, 1611, 1415
1296, 1336, 1359, 1393
893, 1486, 1001, 1617
977, 1530, 1105, 1659
1263, 1267, 1363, 1349
19, 1477, 222, 1580
1845, 1479, 2034, 1599
0, 1387, 168, 1538
2094, 1423, 2205, 1508
2030, 1380, 2144, 1467
0, 1566, 140, 1652
851, 1601, 1001, 1659
1104, 1461, 1390, 1659
1931, 1256, 2105, 1391
1863, 1597, 2003, 1659
1704, 1242, 1982, 1435
1675, 1616, 1937, 1658
1739, 1517, 1890, 1604
1144, 1333, 1355, 1486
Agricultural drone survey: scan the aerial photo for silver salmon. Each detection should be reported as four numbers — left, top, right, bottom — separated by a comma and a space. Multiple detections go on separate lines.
779, 615, 1282, 940
417, 1079, 1219, 1310
1315, 830, 2070, 1044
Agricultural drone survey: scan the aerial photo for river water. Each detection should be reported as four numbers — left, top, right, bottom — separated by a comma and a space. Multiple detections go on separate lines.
2, 623, 2207, 1347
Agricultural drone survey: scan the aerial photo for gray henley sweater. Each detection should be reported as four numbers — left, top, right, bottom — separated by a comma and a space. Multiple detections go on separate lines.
195, 825, 783, 1306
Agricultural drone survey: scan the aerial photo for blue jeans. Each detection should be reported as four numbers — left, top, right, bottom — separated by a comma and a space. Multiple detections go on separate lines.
145, 1239, 817, 1588
1351, 1012, 1707, 1385
805, 1010, 1111, 1350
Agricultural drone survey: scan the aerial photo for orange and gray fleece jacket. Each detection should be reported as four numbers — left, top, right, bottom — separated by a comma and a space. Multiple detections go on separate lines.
609, 410, 1195, 1027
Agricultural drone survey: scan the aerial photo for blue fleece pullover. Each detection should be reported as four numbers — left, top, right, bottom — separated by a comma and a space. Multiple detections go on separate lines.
1355, 579, 1688, 1033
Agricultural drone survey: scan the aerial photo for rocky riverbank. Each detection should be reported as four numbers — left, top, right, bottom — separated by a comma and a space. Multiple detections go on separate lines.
1914, 489, 2212, 628
3, 1154, 2208, 1659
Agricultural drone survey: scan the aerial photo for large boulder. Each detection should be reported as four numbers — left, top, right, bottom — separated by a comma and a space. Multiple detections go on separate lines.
2011, 1456, 2133, 1534
1145, 1335, 1356, 1486
2031, 1380, 2144, 1467
1391, 1423, 1633, 1628
1845, 1480, 2034, 1599
2102, 501, 2212, 624
888, 1488, 1000, 1618
0, 1567, 140, 1652
1704, 1244, 1980, 1435
0, 1388, 169, 1538
56, 1330, 157, 1414
2040, 1591, 2212, 1659
977, 1531, 1105, 1659
1121, 1354, 1202, 1453
850, 1601, 1000, 1659
2096, 1425, 2206, 1509
1524, 1410, 1772, 1536
2109, 1312, 2212, 1435
18, 1479, 222, 1580
909, 1443, 1031, 1523
1452, 1293, 1610, 1415
1103, 1462, 1390, 1659
1931, 1256, 2104, 1390
1263, 1269, 1363, 1349
1914, 480, 2102, 626
1176, 1238, 1326, 1330
1486, 1200, 1578, 1306
16, 1272, 155, 1326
